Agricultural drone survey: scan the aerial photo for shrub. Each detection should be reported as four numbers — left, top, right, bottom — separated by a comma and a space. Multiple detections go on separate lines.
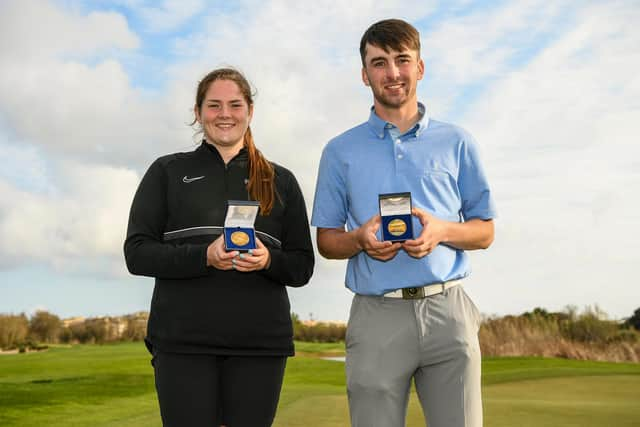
0, 313, 29, 350
479, 305, 640, 362
291, 313, 346, 343
626, 308, 640, 331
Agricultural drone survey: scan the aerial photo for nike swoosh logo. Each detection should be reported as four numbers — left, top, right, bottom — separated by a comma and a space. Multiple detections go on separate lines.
182, 175, 205, 183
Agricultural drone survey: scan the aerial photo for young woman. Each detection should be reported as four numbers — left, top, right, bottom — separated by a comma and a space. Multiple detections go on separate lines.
124, 68, 314, 426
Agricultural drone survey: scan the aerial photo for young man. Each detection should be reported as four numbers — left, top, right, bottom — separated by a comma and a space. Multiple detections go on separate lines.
311, 19, 496, 427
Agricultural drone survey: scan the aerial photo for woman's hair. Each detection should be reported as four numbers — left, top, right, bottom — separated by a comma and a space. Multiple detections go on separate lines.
193, 68, 276, 215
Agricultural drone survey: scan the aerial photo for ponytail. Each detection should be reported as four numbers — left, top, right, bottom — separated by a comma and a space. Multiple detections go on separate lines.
244, 127, 276, 215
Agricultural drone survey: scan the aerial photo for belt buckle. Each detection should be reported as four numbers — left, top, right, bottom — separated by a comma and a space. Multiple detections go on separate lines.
402, 287, 424, 299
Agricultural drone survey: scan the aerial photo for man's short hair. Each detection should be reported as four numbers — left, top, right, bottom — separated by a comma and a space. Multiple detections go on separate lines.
359, 19, 421, 66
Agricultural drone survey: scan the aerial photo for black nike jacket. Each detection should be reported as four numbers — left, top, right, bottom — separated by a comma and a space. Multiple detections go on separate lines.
124, 142, 314, 356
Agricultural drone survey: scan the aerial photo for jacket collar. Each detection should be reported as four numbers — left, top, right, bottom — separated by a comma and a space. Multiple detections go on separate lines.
200, 140, 249, 164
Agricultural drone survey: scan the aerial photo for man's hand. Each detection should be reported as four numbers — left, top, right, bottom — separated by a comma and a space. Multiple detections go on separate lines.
206, 235, 239, 270
402, 207, 447, 259
356, 215, 402, 261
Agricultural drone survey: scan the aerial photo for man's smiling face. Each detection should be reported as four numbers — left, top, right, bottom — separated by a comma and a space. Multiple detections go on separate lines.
361, 43, 424, 110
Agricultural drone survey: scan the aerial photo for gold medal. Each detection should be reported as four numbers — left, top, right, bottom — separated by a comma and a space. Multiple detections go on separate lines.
387, 219, 407, 237
230, 231, 250, 246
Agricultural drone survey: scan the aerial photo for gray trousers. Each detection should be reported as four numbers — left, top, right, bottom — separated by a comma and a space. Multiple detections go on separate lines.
345, 284, 483, 427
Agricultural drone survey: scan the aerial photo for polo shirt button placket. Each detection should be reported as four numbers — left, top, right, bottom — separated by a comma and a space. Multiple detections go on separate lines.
395, 138, 403, 160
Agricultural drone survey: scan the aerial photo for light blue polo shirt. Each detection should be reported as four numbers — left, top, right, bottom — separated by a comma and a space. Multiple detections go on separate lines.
311, 103, 497, 296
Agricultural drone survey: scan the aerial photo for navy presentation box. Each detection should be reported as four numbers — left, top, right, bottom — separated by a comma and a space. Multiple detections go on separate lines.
224, 200, 260, 251
379, 192, 413, 242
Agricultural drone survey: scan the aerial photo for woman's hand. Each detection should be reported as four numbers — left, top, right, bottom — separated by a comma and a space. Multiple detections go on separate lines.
229, 237, 271, 272
206, 235, 238, 270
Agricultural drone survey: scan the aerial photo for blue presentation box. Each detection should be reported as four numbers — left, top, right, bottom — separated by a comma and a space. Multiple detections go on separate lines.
379, 192, 413, 242
224, 200, 260, 251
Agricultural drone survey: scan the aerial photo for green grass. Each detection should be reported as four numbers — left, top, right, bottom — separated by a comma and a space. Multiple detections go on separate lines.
0, 343, 158, 427
293, 341, 346, 355
1, 342, 639, 426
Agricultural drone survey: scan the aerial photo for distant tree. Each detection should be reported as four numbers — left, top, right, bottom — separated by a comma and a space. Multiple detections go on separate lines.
291, 314, 346, 343
523, 307, 549, 319
29, 311, 62, 343
564, 304, 579, 321
627, 308, 640, 331
104, 317, 122, 341
532, 307, 549, 317
59, 326, 73, 343
0, 313, 29, 349
291, 313, 304, 341
69, 322, 90, 343
122, 317, 146, 341
84, 318, 107, 343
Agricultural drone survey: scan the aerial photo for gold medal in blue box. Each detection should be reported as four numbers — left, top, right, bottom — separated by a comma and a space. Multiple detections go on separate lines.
224, 200, 260, 251
379, 192, 413, 242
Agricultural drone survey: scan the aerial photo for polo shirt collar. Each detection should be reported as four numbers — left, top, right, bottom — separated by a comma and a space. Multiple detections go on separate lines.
367, 102, 430, 139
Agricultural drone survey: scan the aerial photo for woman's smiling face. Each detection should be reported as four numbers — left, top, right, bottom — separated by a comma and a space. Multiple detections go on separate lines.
195, 79, 253, 150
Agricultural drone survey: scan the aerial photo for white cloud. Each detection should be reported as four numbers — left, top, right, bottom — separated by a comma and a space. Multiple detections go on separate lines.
0, 57, 192, 167
460, 1, 640, 318
418, 0, 566, 117
0, 139, 53, 194
0, 0, 139, 59
0, 162, 139, 276
0, 0, 173, 168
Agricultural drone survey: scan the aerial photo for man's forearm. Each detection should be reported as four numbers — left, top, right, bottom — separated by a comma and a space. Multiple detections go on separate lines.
317, 227, 362, 259
442, 218, 494, 250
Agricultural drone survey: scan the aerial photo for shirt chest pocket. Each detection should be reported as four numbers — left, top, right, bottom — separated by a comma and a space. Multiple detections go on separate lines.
416, 169, 462, 220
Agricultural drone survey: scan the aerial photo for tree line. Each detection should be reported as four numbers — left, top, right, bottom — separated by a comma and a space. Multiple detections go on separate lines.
0, 311, 147, 352
0, 310, 346, 352
291, 313, 346, 343
2, 307, 639, 362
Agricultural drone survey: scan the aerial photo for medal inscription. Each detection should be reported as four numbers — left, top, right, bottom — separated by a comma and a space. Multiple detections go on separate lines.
230, 231, 250, 246
387, 219, 407, 236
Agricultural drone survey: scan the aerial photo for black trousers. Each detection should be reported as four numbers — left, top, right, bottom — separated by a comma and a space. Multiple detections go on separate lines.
152, 352, 287, 427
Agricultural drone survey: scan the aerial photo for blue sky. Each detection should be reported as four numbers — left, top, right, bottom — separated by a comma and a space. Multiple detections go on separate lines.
1, 0, 639, 321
